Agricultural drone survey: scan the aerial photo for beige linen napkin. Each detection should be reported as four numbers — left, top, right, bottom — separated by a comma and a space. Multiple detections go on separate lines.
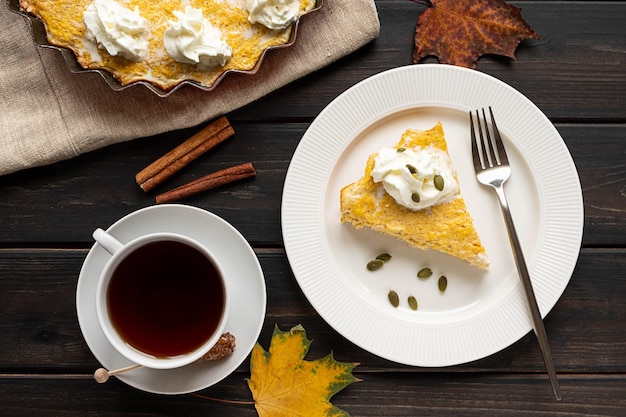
0, 0, 379, 176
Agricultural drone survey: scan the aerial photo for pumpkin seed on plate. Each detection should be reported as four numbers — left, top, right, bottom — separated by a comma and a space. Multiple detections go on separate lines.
388, 290, 399, 308
367, 259, 384, 271
417, 267, 432, 278
438, 275, 448, 292
376, 253, 392, 262
408, 295, 418, 311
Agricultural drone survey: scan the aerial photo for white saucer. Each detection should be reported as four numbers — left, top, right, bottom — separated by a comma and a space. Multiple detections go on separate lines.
76, 204, 266, 394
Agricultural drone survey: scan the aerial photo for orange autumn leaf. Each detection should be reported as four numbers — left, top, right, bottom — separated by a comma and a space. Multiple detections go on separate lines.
413, 0, 540, 68
246, 325, 359, 417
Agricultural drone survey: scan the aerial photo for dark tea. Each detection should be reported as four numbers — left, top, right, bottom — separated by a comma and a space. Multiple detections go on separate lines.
106, 240, 225, 358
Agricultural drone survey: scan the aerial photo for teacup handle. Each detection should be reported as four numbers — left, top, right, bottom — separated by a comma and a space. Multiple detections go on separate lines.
93, 228, 124, 255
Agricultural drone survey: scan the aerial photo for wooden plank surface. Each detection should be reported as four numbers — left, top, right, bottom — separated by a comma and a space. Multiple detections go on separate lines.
1, 249, 624, 373
1, 0, 625, 415
230, 1, 626, 121
0, 373, 625, 416
0, 123, 623, 245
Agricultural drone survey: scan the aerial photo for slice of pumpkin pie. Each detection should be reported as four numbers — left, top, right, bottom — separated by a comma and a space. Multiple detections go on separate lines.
340, 122, 489, 269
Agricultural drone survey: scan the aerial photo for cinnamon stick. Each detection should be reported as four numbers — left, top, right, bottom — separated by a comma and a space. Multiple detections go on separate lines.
155, 162, 256, 204
136, 116, 234, 192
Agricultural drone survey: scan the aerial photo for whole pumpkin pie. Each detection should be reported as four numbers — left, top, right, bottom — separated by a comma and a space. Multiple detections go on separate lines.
19, 0, 317, 91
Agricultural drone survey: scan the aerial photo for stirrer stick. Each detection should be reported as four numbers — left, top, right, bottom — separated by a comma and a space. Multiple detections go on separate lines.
93, 364, 143, 383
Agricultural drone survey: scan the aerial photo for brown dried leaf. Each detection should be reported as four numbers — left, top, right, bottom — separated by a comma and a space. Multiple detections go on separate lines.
413, 0, 540, 68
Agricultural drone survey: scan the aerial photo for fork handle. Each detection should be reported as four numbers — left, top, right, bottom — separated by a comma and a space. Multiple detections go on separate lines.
493, 185, 562, 401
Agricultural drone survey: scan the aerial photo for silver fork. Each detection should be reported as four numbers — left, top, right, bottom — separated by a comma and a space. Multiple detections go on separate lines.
470, 107, 562, 401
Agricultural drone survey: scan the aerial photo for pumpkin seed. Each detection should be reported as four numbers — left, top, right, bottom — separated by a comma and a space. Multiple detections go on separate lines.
438, 275, 448, 292
411, 192, 420, 203
376, 253, 392, 262
388, 290, 399, 308
434, 175, 445, 191
417, 267, 432, 278
397, 147, 406, 153
408, 295, 418, 311
367, 259, 384, 271
406, 164, 417, 174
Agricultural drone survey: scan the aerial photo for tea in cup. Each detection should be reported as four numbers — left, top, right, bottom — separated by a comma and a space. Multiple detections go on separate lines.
93, 228, 229, 369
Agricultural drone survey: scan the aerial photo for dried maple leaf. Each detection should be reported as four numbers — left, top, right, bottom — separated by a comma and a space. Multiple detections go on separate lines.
412, 0, 540, 68
246, 324, 359, 417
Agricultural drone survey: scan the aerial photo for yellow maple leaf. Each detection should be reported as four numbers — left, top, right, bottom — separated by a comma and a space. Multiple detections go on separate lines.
246, 324, 359, 417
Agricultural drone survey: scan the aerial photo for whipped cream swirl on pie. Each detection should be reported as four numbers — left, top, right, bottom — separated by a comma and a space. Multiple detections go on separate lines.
83, 0, 149, 61
164, 6, 233, 68
372, 146, 459, 211
246, 0, 301, 30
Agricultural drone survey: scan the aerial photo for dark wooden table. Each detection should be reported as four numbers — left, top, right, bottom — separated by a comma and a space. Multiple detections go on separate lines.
2, 1, 625, 415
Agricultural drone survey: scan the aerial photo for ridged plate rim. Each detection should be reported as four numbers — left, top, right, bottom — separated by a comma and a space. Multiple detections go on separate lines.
281, 64, 584, 366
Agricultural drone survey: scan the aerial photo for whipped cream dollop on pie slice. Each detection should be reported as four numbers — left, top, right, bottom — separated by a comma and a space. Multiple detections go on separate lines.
340, 122, 489, 270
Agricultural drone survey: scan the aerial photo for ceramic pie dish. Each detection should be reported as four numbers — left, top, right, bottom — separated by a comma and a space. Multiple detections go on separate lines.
8, 0, 323, 97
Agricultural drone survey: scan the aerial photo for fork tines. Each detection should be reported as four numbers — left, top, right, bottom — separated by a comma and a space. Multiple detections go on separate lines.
470, 107, 508, 170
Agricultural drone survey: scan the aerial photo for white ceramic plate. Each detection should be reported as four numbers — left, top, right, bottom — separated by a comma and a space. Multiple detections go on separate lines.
77, 205, 266, 394
282, 64, 583, 367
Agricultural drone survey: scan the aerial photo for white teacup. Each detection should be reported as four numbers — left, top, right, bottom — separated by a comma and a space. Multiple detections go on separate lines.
93, 228, 229, 370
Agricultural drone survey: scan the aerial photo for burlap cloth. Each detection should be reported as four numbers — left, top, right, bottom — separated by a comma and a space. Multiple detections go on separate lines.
0, 1, 380, 176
